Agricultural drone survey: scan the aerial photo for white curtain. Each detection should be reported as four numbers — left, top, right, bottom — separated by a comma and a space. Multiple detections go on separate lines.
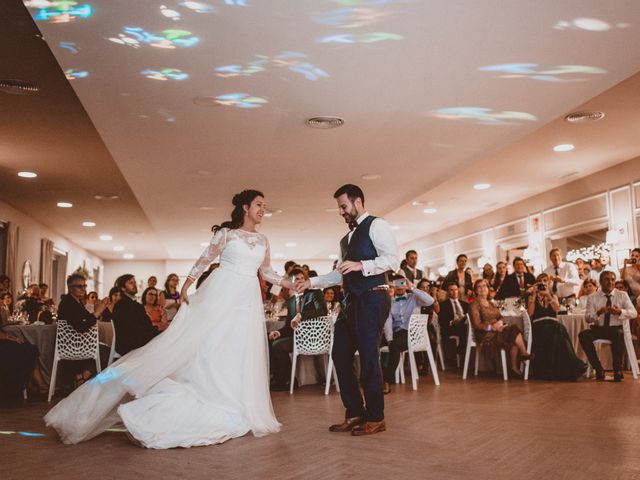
40, 238, 54, 288
6, 222, 19, 297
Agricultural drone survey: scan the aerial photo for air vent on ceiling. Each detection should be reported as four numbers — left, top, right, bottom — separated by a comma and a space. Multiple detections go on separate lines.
0, 79, 39, 95
564, 111, 605, 123
306, 116, 345, 129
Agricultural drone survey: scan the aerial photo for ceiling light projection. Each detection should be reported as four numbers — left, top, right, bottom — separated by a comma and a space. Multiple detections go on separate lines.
318, 32, 402, 43
160, 5, 181, 21
18, 171, 38, 178
109, 27, 199, 49
214, 93, 268, 108
479, 63, 607, 82
430, 107, 538, 125
179, 1, 218, 13
224, 0, 247, 6
216, 51, 329, 81
59, 41, 79, 54
141, 68, 189, 81
554, 18, 630, 32
25, 1, 92, 23
313, 8, 391, 28
335, 0, 414, 5
64, 68, 88, 80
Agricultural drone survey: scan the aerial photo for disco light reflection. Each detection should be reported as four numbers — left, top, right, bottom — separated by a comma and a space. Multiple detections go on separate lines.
430, 107, 538, 125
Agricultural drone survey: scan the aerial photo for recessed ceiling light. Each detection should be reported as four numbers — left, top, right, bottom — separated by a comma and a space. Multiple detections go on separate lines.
113, 245, 125, 252
553, 143, 574, 152
391, 225, 401, 230
123, 253, 135, 260
0, 79, 39, 95
306, 116, 344, 129
199, 206, 214, 211
94, 194, 120, 200
57, 202, 73, 208
411, 201, 425, 207
423, 208, 438, 214
361, 174, 381, 180
328, 254, 339, 260
473, 183, 491, 190
564, 111, 605, 123
82, 221, 96, 227
200, 242, 209, 247
17, 171, 37, 178
285, 242, 297, 248
99, 234, 113, 241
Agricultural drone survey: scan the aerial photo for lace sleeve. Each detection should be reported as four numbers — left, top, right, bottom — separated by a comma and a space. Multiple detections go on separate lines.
187, 228, 227, 280
259, 235, 283, 286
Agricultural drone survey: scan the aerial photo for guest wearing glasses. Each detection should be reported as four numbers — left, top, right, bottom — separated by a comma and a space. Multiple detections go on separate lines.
113, 274, 162, 356
0, 292, 13, 325
495, 257, 535, 299
444, 254, 473, 298
579, 271, 637, 381
526, 273, 585, 380
469, 279, 531, 378
161, 273, 181, 322
142, 287, 169, 332
543, 248, 580, 301
57, 274, 110, 386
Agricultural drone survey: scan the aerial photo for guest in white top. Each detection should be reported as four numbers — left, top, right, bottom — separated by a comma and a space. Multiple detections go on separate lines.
589, 255, 617, 282
579, 271, 637, 381
543, 248, 580, 300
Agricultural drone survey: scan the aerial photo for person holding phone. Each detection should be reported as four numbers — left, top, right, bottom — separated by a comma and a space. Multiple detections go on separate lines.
620, 248, 640, 300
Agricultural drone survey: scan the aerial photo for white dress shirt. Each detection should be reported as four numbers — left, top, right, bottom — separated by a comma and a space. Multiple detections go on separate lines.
310, 211, 400, 289
589, 265, 618, 282
585, 288, 637, 327
543, 261, 580, 298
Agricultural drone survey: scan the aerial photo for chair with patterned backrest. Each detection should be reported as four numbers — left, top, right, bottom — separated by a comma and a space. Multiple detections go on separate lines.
430, 313, 446, 371
402, 314, 440, 388
585, 319, 639, 380
462, 314, 508, 381
48, 319, 101, 402
290, 316, 339, 395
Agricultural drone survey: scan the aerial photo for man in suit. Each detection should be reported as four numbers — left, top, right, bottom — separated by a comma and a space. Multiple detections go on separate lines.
438, 282, 469, 362
268, 268, 326, 391
402, 250, 423, 283
299, 184, 399, 436
495, 257, 536, 299
443, 254, 473, 298
112, 274, 161, 355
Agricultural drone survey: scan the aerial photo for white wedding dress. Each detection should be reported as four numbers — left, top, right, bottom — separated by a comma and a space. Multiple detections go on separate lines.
44, 228, 282, 449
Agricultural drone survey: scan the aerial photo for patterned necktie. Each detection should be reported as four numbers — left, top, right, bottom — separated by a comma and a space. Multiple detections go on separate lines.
552, 267, 559, 294
604, 294, 611, 328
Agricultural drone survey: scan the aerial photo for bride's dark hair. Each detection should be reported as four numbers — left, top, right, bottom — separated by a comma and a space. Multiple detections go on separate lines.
212, 189, 264, 233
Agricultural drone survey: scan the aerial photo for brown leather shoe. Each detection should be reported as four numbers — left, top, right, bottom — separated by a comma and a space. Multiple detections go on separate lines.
351, 420, 386, 436
329, 416, 364, 432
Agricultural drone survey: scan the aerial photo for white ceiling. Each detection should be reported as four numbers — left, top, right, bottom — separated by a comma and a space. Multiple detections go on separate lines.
3, 0, 640, 262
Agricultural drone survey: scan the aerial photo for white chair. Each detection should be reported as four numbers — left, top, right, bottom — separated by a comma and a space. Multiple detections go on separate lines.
48, 319, 101, 402
403, 314, 440, 388
521, 311, 533, 381
290, 316, 339, 395
462, 314, 508, 381
585, 319, 639, 380
379, 346, 403, 384
430, 313, 446, 371
102, 321, 120, 367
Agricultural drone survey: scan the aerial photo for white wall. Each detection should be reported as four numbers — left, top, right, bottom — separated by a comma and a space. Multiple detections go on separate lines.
0, 199, 104, 296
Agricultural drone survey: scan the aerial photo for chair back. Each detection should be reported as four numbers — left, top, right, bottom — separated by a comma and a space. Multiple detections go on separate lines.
54, 319, 100, 361
465, 313, 476, 346
531, 316, 558, 324
430, 312, 442, 345
408, 314, 431, 352
293, 316, 334, 356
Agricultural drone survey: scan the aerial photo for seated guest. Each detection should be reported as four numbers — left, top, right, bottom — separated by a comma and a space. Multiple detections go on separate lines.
57, 274, 111, 386
527, 273, 585, 380
99, 287, 121, 323
492, 261, 508, 298
0, 329, 47, 401
0, 274, 11, 296
142, 287, 169, 331
402, 250, 423, 282
421, 279, 440, 314
482, 263, 495, 283
589, 256, 617, 282
444, 254, 473, 298
161, 273, 181, 322
383, 277, 434, 391
543, 248, 580, 300
0, 292, 13, 325
620, 248, 640, 301
578, 278, 598, 299
438, 282, 468, 362
495, 257, 535, 300
85, 290, 99, 314
323, 287, 340, 313
469, 279, 531, 378
579, 271, 637, 381
113, 274, 161, 356
39, 283, 54, 306
268, 268, 326, 391
14, 283, 44, 323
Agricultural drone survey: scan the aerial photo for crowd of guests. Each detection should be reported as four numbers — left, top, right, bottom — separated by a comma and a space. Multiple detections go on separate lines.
2, 244, 640, 403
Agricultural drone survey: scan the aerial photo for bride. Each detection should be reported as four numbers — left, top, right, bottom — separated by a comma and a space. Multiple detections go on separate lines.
45, 190, 295, 449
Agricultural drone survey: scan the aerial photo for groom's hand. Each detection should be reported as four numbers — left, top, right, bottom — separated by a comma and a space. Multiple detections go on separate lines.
338, 261, 363, 275
294, 279, 310, 293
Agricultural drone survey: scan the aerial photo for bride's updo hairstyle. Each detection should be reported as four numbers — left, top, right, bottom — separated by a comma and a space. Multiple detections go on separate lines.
212, 189, 264, 233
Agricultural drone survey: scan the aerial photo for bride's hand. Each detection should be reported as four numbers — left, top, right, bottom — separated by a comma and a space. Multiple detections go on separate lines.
181, 290, 189, 304
181, 278, 194, 304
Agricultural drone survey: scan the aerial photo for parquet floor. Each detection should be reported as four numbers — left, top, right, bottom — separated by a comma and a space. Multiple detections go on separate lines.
2, 371, 640, 480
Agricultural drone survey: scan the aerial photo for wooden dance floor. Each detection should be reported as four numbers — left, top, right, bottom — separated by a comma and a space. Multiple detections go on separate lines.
3, 371, 640, 480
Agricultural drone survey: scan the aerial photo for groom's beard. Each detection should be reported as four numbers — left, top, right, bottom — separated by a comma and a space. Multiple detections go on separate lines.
342, 208, 358, 224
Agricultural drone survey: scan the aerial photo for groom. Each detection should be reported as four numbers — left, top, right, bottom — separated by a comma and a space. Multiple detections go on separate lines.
297, 184, 399, 435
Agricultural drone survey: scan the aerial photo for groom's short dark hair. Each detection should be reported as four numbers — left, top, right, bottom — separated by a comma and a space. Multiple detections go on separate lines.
334, 184, 364, 205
